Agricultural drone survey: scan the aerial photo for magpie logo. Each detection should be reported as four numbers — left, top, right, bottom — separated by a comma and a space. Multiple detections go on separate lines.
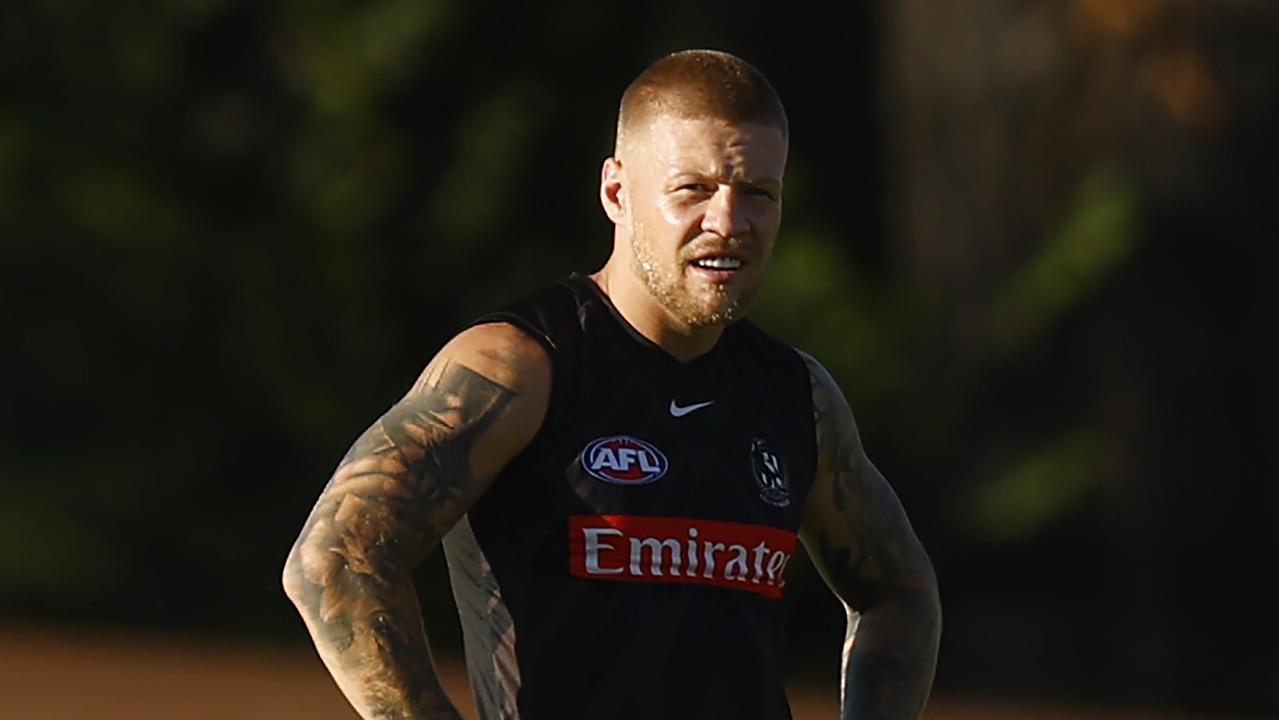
751, 438, 790, 508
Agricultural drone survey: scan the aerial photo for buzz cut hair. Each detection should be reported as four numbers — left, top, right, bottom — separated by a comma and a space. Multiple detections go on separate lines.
615, 49, 788, 151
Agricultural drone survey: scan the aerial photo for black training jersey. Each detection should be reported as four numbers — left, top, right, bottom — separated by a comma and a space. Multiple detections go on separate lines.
441, 274, 818, 720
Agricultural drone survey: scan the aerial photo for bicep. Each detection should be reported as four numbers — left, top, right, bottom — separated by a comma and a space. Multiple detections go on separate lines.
798, 355, 933, 612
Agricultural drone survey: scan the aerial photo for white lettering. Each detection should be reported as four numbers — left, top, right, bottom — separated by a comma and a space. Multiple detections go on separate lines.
630, 537, 681, 576
765, 550, 788, 585
573, 519, 795, 596
617, 447, 638, 469
591, 447, 620, 471
686, 527, 699, 577
702, 542, 726, 578
583, 528, 624, 575
767, 552, 787, 585
751, 541, 771, 584
638, 450, 662, 473
724, 544, 750, 581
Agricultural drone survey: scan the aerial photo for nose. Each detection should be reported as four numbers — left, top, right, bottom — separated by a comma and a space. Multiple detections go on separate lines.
701, 185, 750, 239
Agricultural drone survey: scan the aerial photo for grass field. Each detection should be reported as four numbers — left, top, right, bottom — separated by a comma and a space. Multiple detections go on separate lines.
0, 626, 1243, 719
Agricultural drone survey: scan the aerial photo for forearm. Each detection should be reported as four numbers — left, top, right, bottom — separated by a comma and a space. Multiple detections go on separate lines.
279, 410, 472, 720
284, 552, 462, 720
840, 586, 942, 720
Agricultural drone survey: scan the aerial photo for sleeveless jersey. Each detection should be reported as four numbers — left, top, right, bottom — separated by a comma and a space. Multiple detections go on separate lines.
441, 274, 818, 720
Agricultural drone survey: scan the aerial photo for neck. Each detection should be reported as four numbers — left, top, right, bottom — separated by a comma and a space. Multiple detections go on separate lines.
590, 263, 725, 363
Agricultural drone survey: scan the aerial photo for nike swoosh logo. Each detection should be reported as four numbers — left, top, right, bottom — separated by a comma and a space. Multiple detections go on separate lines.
669, 399, 715, 417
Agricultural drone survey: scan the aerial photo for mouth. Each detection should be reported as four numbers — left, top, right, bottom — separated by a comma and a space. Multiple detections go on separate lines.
687, 253, 747, 283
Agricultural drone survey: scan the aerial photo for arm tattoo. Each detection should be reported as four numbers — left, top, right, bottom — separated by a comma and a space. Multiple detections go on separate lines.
808, 358, 898, 608
803, 355, 941, 720
287, 360, 516, 720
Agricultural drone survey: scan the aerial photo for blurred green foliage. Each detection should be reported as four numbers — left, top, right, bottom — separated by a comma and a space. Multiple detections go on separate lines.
970, 430, 1119, 543
1, 0, 1275, 714
991, 166, 1139, 357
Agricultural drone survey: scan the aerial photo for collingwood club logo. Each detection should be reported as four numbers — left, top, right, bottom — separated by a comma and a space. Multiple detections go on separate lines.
751, 438, 790, 508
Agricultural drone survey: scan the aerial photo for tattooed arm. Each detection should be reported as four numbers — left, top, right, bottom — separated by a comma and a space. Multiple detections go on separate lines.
282, 323, 551, 720
797, 353, 941, 720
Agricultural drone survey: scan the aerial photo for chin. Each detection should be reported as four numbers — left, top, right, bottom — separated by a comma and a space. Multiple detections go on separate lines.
685, 313, 736, 328
684, 295, 751, 327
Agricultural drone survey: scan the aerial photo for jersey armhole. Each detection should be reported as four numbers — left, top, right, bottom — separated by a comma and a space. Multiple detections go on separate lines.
787, 344, 822, 517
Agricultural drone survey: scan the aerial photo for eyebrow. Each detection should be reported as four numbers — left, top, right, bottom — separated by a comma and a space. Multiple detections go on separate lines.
668, 171, 783, 190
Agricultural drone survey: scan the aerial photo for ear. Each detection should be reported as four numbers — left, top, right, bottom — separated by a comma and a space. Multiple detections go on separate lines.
599, 156, 627, 225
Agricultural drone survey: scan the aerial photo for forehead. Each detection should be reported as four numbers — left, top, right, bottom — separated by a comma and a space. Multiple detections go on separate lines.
631, 115, 787, 179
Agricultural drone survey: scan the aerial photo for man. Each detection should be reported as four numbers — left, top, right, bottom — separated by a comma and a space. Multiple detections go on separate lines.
283, 49, 941, 720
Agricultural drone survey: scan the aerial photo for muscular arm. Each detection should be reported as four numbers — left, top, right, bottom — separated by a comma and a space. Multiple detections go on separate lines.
798, 353, 941, 720
281, 324, 550, 720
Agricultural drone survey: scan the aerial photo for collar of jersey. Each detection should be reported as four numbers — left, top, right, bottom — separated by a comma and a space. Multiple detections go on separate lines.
567, 272, 733, 369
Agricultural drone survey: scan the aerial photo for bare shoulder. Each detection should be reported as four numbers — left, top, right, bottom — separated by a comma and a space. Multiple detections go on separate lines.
793, 348, 865, 521
795, 347, 827, 381
794, 349, 862, 452
284, 321, 552, 593
413, 321, 552, 400
397, 322, 552, 480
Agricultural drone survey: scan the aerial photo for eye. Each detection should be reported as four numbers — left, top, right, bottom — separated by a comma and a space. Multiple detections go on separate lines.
677, 182, 716, 195
745, 186, 777, 201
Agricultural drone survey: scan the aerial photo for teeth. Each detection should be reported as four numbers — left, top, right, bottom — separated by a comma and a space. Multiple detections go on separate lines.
694, 257, 742, 270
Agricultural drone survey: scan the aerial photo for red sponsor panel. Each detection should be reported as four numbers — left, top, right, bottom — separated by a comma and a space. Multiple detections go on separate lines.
568, 515, 797, 599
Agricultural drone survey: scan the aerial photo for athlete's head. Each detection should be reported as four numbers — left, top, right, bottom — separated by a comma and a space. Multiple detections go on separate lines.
600, 49, 789, 328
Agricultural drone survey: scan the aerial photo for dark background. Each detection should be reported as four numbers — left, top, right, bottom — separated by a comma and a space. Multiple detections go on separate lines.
2, 0, 1275, 716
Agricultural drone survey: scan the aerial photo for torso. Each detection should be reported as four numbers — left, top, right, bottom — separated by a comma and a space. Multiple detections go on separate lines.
442, 274, 817, 720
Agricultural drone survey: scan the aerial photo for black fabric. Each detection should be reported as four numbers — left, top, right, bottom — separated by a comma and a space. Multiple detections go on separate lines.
442, 274, 818, 720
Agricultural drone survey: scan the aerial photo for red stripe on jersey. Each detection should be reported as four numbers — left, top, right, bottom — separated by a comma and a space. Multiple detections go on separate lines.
568, 515, 797, 599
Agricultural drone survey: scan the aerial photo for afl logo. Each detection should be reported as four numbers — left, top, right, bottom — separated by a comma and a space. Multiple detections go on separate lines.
582, 435, 669, 486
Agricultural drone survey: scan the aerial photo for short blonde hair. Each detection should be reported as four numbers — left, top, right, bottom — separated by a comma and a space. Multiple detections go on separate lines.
616, 49, 788, 151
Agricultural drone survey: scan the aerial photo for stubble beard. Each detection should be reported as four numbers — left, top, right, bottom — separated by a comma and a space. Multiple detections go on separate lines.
628, 222, 761, 328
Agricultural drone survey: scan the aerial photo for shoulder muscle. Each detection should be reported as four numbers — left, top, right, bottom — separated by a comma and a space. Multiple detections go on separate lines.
290, 322, 550, 577
402, 321, 552, 480
797, 351, 933, 609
